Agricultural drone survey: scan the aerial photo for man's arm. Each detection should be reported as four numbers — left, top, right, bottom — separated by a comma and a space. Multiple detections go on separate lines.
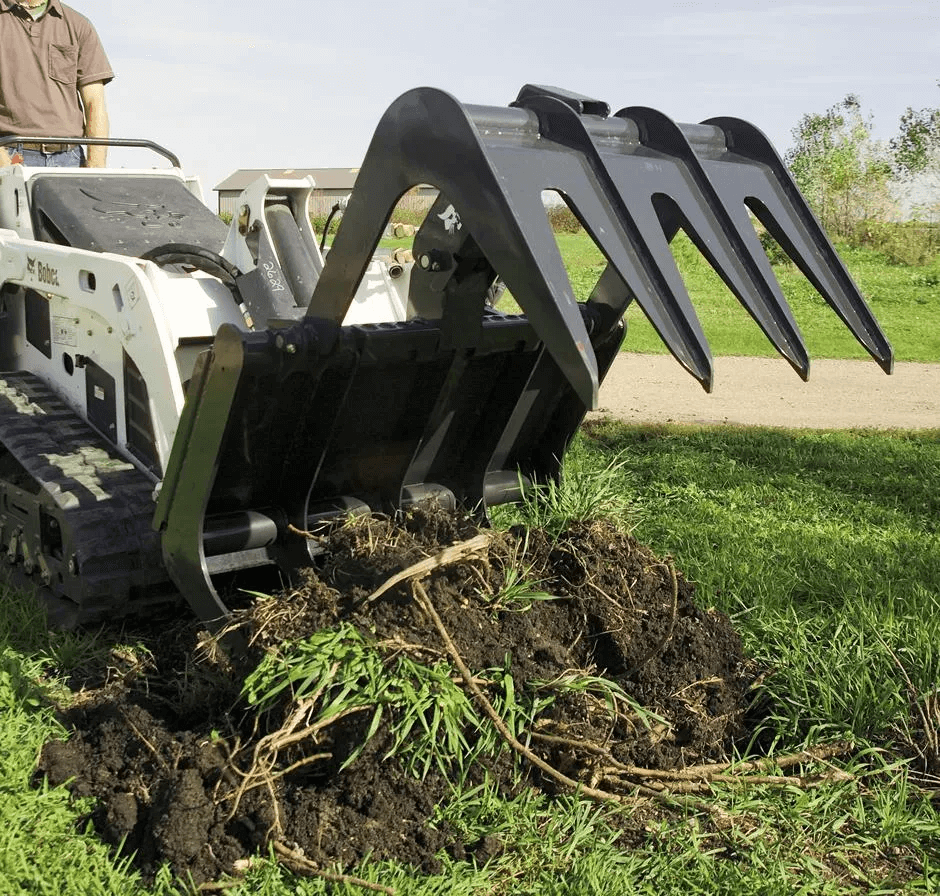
79, 81, 109, 167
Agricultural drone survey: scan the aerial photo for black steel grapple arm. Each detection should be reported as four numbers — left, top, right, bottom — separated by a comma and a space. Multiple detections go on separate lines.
154, 85, 893, 627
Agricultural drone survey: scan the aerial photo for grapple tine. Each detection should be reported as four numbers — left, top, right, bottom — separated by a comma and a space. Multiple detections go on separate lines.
700, 117, 894, 374
512, 92, 714, 390
311, 86, 892, 409
614, 107, 810, 379
310, 87, 599, 409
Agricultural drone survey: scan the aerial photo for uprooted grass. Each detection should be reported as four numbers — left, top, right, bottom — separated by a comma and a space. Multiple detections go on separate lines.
220, 510, 755, 792
29, 507, 775, 887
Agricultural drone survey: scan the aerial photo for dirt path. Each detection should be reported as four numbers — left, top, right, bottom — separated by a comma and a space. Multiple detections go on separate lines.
591, 354, 940, 430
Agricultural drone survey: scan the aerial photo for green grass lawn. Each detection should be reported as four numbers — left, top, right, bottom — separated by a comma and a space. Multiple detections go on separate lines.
2, 232, 939, 894
553, 231, 940, 364
443, 228, 940, 364
3, 424, 939, 895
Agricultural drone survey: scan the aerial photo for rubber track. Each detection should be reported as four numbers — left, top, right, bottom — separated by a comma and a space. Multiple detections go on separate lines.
0, 373, 172, 626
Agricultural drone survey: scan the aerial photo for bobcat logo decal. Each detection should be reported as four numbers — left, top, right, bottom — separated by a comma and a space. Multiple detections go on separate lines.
25, 255, 60, 287
437, 204, 462, 234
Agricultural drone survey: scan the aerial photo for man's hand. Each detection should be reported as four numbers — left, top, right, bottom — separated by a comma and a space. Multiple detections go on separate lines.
79, 81, 109, 167
0, 147, 11, 168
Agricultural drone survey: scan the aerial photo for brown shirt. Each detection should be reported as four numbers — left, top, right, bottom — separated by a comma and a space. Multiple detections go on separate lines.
0, 0, 113, 138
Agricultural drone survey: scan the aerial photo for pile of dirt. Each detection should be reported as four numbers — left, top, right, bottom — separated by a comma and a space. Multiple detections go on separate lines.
36, 510, 761, 886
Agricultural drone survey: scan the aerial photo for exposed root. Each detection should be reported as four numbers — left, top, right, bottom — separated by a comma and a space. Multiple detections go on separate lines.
362, 533, 492, 606
272, 841, 397, 894
118, 707, 171, 773
876, 633, 940, 782
531, 729, 855, 794
411, 579, 662, 806
627, 561, 678, 674
679, 742, 856, 776
220, 677, 345, 834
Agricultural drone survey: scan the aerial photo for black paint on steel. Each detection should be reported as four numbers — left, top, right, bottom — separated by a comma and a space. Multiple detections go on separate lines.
610, 105, 809, 380
513, 84, 611, 117
697, 116, 893, 374
264, 204, 321, 304
309, 87, 600, 410
153, 330, 250, 628
154, 85, 893, 626
24, 289, 52, 359
84, 359, 117, 443
123, 350, 162, 477
154, 307, 605, 625
201, 510, 280, 556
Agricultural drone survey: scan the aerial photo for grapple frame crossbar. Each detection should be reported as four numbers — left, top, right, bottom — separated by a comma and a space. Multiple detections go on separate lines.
154, 85, 892, 626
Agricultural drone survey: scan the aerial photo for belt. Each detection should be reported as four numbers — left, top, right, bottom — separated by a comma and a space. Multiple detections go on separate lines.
17, 142, 78, 154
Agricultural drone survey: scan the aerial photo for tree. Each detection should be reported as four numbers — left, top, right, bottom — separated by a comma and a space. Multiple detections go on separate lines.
785, 95, 893, 238
891, 83, 940, 179
889, 85, 940, 225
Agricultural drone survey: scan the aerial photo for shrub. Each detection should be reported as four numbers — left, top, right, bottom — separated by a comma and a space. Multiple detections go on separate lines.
309, 211, 342, 238
546, 204, 582, 234
855, 220, 940, 266
757, 227, 792, 266
388, 205, 428, 228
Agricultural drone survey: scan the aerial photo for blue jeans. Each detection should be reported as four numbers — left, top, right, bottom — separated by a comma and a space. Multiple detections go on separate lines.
6, 144, 84, 167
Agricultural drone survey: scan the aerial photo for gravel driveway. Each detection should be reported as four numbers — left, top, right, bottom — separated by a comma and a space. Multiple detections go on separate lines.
592, 354, 940, 430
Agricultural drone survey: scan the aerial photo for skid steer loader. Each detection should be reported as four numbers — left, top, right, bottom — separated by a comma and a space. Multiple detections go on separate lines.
0, 85, 893, 630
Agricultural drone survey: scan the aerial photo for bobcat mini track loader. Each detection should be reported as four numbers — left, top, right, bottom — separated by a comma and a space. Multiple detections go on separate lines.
0, 85, 893, 630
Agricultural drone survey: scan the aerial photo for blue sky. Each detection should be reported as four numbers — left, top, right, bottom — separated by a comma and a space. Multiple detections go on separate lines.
79, 0, 939, 203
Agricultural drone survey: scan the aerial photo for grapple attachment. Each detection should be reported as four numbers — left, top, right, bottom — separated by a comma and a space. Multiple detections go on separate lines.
153, 85, 893, 626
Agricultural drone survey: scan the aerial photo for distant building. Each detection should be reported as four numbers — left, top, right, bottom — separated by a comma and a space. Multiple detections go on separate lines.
213, 168, 438, 218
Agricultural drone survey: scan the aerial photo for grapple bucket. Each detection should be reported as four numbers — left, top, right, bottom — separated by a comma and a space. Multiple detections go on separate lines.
153, 85, 893, 626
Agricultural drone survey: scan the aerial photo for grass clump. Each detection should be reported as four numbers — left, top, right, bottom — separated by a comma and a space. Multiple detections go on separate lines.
241, 620, 541, 783
490, 450, 636, 537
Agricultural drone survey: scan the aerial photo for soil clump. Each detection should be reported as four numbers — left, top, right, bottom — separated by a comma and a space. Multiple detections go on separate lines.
36, 510, 760, 886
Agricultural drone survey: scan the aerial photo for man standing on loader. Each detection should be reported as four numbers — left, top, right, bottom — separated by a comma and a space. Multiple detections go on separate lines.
0, 0, 113, 168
